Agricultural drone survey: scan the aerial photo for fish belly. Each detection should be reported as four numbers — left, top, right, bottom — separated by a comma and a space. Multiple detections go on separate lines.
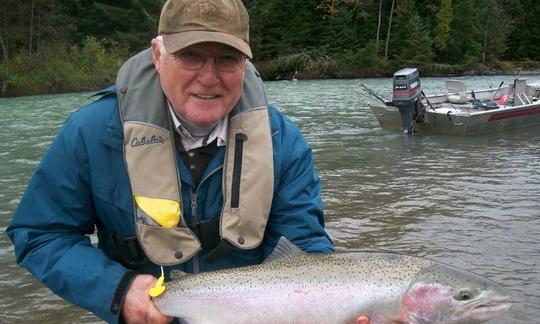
156, 281, 401, 323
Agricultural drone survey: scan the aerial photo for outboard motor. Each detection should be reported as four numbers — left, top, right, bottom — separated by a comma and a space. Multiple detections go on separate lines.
392, 68, 421, 134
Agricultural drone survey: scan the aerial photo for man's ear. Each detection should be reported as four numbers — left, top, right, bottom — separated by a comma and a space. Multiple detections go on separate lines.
151, 38, 162, 73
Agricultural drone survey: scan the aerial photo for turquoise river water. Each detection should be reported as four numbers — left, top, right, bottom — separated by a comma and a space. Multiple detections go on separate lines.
1, 74, 539, 323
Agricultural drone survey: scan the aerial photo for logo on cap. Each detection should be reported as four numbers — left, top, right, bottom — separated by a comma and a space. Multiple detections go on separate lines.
184, 0, 235, 21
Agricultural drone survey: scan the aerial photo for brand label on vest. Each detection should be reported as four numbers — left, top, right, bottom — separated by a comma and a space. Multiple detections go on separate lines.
130, 135, 166, 147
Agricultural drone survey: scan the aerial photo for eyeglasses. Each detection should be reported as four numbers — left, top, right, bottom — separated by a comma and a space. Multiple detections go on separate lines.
174, 50, 247, 72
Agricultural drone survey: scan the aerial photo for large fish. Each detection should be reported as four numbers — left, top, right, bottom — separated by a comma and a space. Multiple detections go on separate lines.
153, 238, 511, 324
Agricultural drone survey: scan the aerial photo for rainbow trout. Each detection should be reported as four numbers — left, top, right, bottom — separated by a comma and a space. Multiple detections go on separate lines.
153, 238, 511, 324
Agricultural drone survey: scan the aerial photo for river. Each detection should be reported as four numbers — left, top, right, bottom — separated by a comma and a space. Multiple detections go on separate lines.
1, 74, 539, 323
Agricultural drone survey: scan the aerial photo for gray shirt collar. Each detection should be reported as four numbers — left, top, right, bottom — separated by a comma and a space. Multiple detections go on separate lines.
168, 103, 228, 151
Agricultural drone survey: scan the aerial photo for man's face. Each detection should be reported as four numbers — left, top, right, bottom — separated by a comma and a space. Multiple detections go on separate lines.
152, 40, 247, 127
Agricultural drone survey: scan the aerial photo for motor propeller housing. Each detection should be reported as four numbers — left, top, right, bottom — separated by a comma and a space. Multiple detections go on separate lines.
392, 68, 422, 134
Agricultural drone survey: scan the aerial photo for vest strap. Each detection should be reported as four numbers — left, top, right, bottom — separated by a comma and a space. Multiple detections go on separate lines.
109, 234, 150, 266
204, 240, 235, 264
188, 217, 221, 251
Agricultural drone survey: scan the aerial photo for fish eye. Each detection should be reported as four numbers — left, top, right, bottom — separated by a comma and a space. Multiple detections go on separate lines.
455, 288, 473, 301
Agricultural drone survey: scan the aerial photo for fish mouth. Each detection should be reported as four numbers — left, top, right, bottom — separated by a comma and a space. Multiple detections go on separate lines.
458, 295, 512, 322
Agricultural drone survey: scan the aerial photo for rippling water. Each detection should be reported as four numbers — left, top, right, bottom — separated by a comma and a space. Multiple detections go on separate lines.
1, 75, 539, 323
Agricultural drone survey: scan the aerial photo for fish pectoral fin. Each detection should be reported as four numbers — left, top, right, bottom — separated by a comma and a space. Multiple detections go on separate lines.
370, 312, 408, 324
263, 236, 305, 263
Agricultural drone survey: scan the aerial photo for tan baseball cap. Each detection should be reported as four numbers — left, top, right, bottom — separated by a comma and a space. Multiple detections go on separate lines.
158, 0, 252, 58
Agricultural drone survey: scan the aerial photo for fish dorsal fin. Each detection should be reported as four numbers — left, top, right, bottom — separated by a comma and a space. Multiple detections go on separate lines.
264, 236, 305, 264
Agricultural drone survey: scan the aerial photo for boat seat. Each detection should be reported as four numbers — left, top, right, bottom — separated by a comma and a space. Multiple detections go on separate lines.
445, 80, 468, 104
513, 78, 529, 106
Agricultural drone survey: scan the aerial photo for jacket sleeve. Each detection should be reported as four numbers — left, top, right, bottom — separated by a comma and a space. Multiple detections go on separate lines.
6, 112, 127, 323
263, 107, 334, 257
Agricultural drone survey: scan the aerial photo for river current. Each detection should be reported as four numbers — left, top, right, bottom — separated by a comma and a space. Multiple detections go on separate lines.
1, 74, 539, 323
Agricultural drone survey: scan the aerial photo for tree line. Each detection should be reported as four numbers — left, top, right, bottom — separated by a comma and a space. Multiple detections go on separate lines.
1, 0, 539, 96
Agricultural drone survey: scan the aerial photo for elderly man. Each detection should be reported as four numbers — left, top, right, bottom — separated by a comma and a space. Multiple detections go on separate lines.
7, 0, 340, 323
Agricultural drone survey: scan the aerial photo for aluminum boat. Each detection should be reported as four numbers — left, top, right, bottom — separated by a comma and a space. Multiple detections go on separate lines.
366, 68, 540, 136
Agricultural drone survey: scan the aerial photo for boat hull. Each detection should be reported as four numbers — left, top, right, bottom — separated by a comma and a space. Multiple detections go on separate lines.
369, 102, 540, 136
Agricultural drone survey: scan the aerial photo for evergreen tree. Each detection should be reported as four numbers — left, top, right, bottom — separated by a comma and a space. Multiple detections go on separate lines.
477, 0, 508, 63
433, 0, 453, 53
381, 0, 434, 66
504, 0, 540, 60
249, 0, 322, 59
393, 14, 434, 66
442, 0, 482, 64
316, 0, 374, 54
0, 0, 73, 56
2, 0, 540, 97
63, 0, 163, 53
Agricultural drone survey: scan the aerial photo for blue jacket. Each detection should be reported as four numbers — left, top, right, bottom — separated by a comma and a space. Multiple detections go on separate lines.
6, 86, 333, 323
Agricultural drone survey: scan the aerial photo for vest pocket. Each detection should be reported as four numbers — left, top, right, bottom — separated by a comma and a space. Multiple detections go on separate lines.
136, 222, 201, 265
231, 132, 247, 208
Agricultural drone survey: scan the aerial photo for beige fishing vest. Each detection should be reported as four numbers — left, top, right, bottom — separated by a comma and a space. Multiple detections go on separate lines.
116, 48, 274, 266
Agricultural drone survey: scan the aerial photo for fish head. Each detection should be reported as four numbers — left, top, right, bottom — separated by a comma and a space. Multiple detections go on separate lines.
400, 263, 512, 324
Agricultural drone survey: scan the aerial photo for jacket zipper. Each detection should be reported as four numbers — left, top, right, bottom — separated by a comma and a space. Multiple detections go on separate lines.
190, 189, 200, 274
190, 166, 223, 274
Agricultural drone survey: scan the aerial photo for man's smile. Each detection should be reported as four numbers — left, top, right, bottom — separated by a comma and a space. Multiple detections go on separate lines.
193, 93, 220, 99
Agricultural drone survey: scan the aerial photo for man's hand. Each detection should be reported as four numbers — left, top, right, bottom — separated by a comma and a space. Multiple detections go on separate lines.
122, 274, 172, 324
356, 315, 370, 324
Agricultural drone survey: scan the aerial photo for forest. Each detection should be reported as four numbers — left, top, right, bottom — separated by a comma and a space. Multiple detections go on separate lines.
0, 0, 539, 97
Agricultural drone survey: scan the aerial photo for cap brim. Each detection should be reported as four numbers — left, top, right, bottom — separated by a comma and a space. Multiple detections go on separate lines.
162, 31, 252, 58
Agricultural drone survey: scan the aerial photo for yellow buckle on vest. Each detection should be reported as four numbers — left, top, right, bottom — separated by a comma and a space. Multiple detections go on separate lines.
135, 196, 181, 228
